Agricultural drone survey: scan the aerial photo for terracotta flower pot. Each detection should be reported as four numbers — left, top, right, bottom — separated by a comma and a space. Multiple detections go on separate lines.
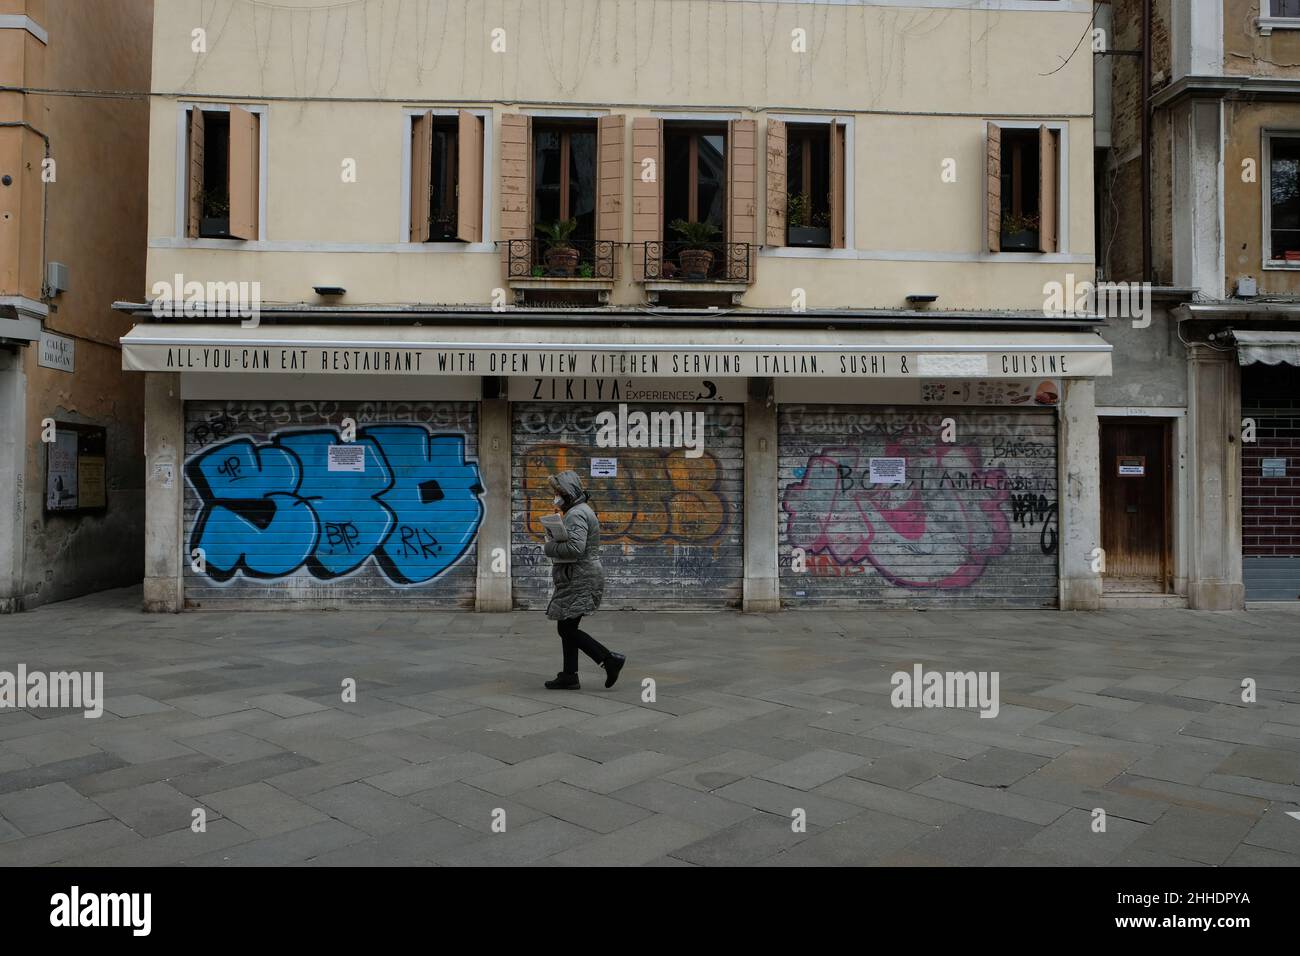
679, 248, 714, 279
544, 246, 580, 276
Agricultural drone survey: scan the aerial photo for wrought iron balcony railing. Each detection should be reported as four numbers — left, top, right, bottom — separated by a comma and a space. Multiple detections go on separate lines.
642, 241, 751, 283
507, 238, 616, 280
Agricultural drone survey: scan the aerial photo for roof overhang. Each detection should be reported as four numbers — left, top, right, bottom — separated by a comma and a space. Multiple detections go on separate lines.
120, 322, 1113, 379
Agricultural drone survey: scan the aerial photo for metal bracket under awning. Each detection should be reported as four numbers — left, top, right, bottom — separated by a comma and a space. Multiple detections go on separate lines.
1231, 330, 1300, 367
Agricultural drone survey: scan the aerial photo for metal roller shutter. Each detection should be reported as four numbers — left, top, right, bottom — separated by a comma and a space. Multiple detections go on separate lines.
183, 399, 481, 609
778, 404, 1059, 608
511, 402, 744, 610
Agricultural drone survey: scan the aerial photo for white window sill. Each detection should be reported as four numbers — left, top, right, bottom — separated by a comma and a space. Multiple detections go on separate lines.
1261, 259, 1300, 270
151, 237, 498, 254
1257, 17, 1300, 36
760, 246, 859, 260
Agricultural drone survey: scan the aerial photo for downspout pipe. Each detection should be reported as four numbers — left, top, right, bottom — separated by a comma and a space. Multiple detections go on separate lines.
1141, 0, 1153, 283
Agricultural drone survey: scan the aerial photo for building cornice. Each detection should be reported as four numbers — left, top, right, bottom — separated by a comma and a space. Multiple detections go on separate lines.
1151, 74, 1300, 110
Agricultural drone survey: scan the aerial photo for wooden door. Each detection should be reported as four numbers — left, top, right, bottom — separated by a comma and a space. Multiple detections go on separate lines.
1100, 420, 1171, 591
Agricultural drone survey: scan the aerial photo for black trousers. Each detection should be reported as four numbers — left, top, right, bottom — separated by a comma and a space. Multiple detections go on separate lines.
557, 617, 610, 674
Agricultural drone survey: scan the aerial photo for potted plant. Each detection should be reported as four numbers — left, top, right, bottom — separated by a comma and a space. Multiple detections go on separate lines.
669, 218, 721, 279
1000, 212, 1040, 251
787, 192, 830, 247
200, 187, 231, 238
537, 218, 580, 276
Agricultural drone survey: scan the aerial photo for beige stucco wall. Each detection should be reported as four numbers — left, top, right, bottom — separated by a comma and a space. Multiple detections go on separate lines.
144, 0, 1096, 313
1225, 0, 1300, 76
14, 0, 153, 608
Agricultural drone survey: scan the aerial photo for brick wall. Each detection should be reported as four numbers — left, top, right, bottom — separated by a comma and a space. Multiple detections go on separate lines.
1242, 364, 1300, 558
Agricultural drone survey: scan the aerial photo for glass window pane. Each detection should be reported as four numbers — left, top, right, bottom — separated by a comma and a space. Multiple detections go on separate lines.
664, 129, 691, 229
534, 129, 562, 232
1270, 138, 1300, 258
429, 126, 458, 240
568, 130, 597, 240
697, 133, 726, 231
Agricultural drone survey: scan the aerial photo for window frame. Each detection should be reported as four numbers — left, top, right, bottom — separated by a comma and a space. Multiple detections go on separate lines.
1260, 128, 1300, 270
400, 107, 493, 249
761, 113, 855, 259
986, 119, 1070, 257
1260, 0, 1300, 35
530, 117, 600, 241
662, 120, 731, 241
174, 102, 268, 243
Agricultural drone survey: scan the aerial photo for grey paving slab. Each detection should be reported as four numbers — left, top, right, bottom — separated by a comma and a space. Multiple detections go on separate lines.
814, 776, 966, 826
1127, 806, 1257, 865
753, 749, 869, 791
300, 781, 435, 836
433, 817, 598, 866
940, 748, 1050, 788
0, 781, 110, 835
610, 779, 760, 829
913, 776, 1071, 826
406, 782, 549, 833
884, 809, 1042, 866
669, 812, 819, 866
548, 813, 711, 866
89, 781, 214, 838
200, 782, 332, 837
760, 809, 932, 866
711, 777, 864, 825
512, 781, 651, 834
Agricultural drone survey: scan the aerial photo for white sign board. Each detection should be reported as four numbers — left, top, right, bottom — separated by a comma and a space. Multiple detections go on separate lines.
1117, 464, 1145, 476
869, 457, 906, 485
38, 331, 75, 373
591, 457, 617, 478
327, 444, 366, 472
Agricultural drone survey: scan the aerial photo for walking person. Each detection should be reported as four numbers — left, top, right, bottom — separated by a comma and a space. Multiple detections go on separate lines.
541, 470, 626, 690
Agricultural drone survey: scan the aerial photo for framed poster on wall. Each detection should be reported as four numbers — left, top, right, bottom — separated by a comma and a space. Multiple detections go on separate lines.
45, 423, 108, 513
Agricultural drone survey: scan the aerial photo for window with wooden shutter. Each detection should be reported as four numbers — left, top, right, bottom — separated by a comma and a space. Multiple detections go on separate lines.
409, 110, 434, 243
227, 105, 259, 241
597, 114, 625, 273
457, 110, 484, 243
988, 122, 1060, 254
499, 112, 532, 273
631, 117, 662, 280
766, 119, 787, 247
186, 108, 205, 239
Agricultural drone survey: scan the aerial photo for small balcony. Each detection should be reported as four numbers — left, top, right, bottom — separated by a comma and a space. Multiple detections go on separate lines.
506, 238, 616, 305
640, 240, 752, 304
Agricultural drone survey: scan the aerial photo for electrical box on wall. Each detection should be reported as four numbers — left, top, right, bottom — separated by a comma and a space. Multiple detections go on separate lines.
1235, 276, 1258, 298
46, 261, 69, 296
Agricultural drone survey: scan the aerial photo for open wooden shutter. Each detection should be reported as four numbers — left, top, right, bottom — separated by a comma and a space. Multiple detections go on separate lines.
408, 111, 433, 242
765, 119, 787, 247
597, 114, 626, 275
499, 112, 531, 274
227, 106, 259, 241
186, 108, 205, 238
631, 117, 662, 280
986, 122, 1002, 253
727, 118, 757, 280
456, 110, 483, 243
1037, 124, 1059, 254
830, 120, 846, 249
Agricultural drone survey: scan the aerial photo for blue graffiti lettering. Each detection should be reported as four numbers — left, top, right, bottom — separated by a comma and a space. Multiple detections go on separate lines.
186, 425, 482, 585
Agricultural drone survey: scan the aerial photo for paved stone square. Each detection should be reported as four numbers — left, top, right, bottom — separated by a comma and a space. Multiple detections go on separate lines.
1, 588, 1298, 866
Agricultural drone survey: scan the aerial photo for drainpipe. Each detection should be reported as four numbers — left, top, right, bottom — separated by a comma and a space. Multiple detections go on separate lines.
1141, 0, 1153, 283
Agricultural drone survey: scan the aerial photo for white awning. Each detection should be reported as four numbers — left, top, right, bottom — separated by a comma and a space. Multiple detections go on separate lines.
1233, 330, 1300, 367
120, 323, 1112, 379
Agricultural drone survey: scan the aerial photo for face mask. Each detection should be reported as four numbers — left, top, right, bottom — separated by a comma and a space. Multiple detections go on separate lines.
553, 496, 565, 508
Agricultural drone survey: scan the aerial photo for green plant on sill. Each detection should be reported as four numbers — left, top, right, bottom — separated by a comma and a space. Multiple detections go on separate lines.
787, 192, 810, 228
536, 218, 578, 250
531, 265, 545, 278
578, 262, 595, 279
200, 187, 229, 219
669, 218, 721, 248
1000, 211, 1040, 235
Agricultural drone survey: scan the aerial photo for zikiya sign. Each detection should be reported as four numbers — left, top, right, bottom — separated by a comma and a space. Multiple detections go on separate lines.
122, 341, 1112, 379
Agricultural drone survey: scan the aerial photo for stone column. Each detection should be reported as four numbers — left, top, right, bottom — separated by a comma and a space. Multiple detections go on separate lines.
0, 350, 27, 613
1186, 344, 1244, 609
743, 377, 779, 612
143, 372, 184, 612
475, 397, 513, 611
1058, 378, 1102, 610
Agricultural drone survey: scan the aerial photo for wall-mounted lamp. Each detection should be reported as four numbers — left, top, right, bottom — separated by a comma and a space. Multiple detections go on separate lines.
314, 286, 346, 297
906, 294, 939, 305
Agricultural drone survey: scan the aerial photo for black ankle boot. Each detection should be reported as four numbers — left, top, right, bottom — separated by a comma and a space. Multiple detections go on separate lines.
601, 652, 626, 688
545, 671, 580, 690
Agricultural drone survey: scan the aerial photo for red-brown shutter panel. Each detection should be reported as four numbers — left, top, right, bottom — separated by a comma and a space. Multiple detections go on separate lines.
1038, 124, 1059, 254
727, 118, 757, 280
766, 119, 787, 247
597, 114, 626, 277
631, 117, 662, 280
227, 106, 259, 241
456, 110, 484, 243
408, 111, 433, 242
499, 113, 531, 276
986, 122, 1003, 253
187, 108, 205, 238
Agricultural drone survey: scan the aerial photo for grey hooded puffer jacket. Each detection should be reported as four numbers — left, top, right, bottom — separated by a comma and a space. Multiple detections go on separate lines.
543, 471, 605, 620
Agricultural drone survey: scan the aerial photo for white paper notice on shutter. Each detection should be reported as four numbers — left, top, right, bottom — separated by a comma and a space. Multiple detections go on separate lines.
591, 457, 617, 478
869, 457, 906, 485
328, 445, 365, 472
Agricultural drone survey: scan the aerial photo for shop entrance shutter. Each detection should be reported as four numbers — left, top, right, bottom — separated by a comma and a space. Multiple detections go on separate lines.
1242, 364, 1300, 600
778, 405, 1059, 608
183, 400, 482, 609
511, 402, 744, 610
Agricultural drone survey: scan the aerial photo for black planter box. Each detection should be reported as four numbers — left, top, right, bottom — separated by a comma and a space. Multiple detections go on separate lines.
201, 216, 232, 239
788, 225, 831, 247
1001, 229, 1038, 252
